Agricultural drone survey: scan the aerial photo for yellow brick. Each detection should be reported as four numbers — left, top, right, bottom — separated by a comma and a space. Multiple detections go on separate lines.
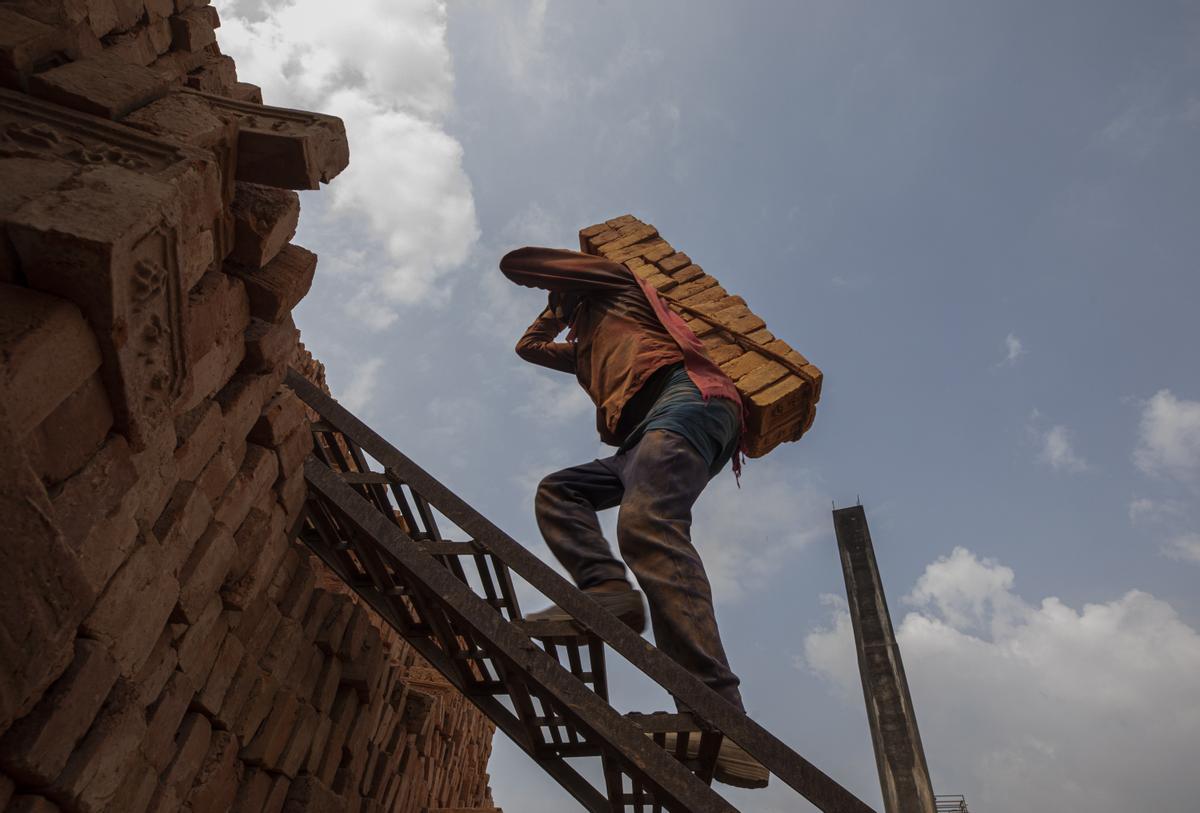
738, 361, 788, 393
745, 418, 804, 459
657, 252, 691, 272
678, 284, 727, 307
645, 273, 677, 291
589, 228, 620, 248
597, 224, 658, 255
580, 223, 608, 238
605, 238, 671, 264
762, 339, 808, 367
642, 242, 674, 262
704, 344, 742, 365
725, 312, 766, 334
685, 317, 715, 337
719, 351, 767, 379
606, 214, 638, 228
749, 374, 805, 414
669, 263, 704, 284
669, 275, 718, 300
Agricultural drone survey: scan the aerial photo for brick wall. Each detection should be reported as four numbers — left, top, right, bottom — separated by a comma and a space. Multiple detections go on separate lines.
0, 3, 497, 812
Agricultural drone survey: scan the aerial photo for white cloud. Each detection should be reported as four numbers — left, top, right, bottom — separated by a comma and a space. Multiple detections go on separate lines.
1000, 332, 1024, 365
219, 0, 479, 324
690, 462, 827, 602
338, 357, 384, 412
1037, 424, 1088, 473
1163, 532, 1200, 564
1128, 496, 1187, 526
1128, 499, 1200, 567
1134, 389, 1200, 483
802, 548, 1200, 813
513, 370, 593, 425
469, 200, 576, 342
904, 547, 1021, 634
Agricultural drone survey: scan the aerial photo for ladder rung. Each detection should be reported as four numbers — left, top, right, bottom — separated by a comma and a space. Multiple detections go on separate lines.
339, 470, 392, 484
626, 711, 706, 733
419, 540, 477, 555
514, 618, 586, 639
551, 741, 602, 758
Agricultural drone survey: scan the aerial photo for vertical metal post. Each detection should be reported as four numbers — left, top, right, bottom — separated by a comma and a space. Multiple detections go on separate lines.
832, 506, 935, 813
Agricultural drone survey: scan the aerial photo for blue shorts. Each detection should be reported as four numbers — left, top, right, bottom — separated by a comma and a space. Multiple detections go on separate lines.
619, 364, 740, 478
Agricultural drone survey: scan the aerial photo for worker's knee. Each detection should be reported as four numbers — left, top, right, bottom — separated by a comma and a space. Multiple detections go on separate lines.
615, 490, 667, 546
534, 473, 568, 514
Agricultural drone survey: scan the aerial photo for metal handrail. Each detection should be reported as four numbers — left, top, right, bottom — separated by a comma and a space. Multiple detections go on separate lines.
935, 794, 970, 812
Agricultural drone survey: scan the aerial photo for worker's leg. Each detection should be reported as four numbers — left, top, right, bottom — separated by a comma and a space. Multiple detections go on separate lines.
614, 430, 744, 711
535, 457, 630, 589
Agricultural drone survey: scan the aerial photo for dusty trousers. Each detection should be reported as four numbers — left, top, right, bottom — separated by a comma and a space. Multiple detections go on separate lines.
534, 429, 744, 711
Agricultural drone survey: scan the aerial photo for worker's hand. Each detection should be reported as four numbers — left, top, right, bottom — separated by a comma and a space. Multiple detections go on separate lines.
548, 291, 579, 324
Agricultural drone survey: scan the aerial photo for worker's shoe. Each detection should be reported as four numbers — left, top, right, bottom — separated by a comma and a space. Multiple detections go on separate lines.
524, 585, 646, 633
655, 733, 770, 790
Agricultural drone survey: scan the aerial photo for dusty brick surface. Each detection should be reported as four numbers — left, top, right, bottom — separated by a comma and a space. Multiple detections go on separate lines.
0, 640, 118, 786
176, 522, 236, 623
1, 10, 495, 811
0, 284, 102, 435
230, 244, 317, 323
50, 435, 137, 547
183, 730, 239, 813
54, 681, 146, 813
24, 373, 113, 486
229, 182, 300, 269
81, 543, 179, 677
144, 670, 197, 773
155, 480, 214, 576
244, 315, 300, 373
28, 52, 167, 118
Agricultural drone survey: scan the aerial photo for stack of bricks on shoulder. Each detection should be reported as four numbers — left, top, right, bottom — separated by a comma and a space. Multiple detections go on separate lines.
580, 215, 823, 458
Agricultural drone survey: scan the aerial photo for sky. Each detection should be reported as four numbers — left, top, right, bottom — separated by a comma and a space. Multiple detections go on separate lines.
216, 2, 1200, 810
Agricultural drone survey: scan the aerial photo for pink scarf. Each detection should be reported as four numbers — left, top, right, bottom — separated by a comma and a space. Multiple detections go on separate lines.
633, 276, 746, 481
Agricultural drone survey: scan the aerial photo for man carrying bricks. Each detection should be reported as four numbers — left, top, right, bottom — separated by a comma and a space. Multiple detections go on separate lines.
500, 245, 768, 789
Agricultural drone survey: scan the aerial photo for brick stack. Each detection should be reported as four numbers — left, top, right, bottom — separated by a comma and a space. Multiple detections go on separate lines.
0, 3, 497, 812
579, 215, 823, 457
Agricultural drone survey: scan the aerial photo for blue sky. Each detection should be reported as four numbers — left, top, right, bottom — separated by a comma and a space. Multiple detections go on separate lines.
219, 2, 1200, 810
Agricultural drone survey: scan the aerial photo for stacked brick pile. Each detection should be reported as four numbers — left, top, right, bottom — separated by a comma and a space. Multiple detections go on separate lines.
579, 215, 823, 457
0, 3, 497, 812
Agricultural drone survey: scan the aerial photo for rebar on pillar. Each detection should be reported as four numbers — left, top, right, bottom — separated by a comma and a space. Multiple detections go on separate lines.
832, 505, 936, 813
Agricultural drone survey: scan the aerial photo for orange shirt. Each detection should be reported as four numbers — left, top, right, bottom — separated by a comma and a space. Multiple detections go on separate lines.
501, 246, 741, 447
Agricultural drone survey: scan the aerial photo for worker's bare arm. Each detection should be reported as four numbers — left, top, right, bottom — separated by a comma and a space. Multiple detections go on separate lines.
515, 307, 576, 373
500, 246, 633, 294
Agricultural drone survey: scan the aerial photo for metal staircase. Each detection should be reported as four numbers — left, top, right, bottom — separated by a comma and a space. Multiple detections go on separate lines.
285, 370, 876, 813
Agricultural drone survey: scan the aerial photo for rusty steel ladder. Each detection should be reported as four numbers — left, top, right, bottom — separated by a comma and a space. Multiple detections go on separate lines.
285, 370, 876, 813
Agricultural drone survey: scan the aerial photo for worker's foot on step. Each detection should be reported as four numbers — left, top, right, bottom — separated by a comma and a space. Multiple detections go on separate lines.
524, 583, 646, 633
655, 733, 770, 790
713, 738, 769, 789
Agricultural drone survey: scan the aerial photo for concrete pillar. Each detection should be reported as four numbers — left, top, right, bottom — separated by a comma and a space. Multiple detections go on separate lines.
832, 506, 935, 813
